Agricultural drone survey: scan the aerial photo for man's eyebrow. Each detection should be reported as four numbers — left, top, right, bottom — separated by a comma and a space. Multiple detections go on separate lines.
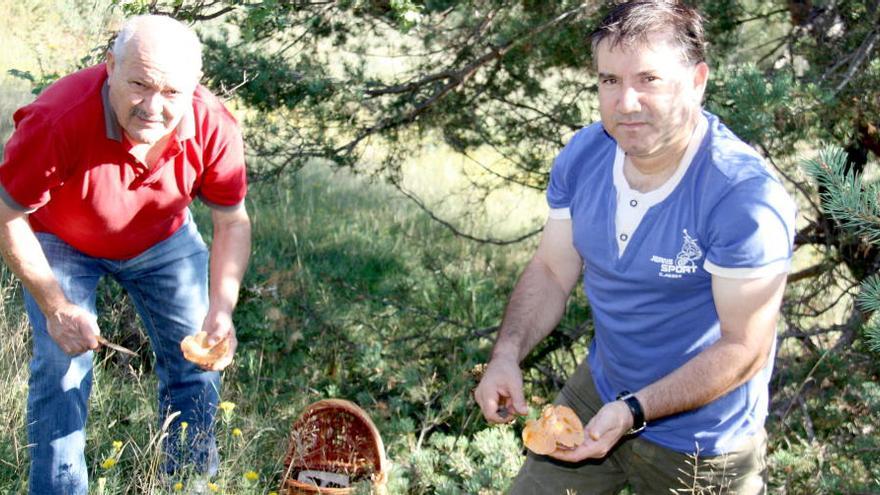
129, 76, 157, 86
597, 70, 660, 79
127, 76, 181, 91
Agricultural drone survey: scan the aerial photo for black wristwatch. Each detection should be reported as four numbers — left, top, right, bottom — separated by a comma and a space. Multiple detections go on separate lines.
616, 391, 646, 435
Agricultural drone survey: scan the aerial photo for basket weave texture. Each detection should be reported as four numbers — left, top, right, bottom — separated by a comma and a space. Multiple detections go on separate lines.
281, 399, 388, 494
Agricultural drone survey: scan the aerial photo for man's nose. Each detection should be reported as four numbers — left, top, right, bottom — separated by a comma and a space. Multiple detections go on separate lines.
617, 86, 641, 114
142, 91, 164, 116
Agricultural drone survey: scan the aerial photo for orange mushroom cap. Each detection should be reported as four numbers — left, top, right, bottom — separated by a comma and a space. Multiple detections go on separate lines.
180, 331, 230, 368
522, 405, 584, 454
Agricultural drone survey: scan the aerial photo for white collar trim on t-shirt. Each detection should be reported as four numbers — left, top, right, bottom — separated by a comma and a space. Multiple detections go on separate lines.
613, 114, 709, 257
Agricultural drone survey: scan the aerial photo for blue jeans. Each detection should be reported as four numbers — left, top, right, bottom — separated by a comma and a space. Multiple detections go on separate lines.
25, 216, 220, 494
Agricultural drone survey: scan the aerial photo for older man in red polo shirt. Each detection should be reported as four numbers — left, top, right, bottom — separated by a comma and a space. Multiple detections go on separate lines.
0, 15, 250, 493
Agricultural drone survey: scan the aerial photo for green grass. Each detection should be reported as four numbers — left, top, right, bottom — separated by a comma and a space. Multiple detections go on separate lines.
3, 157, 877, 493
1, 128, 877, 495
0, 265, 30, 493
0, 161, 555, 493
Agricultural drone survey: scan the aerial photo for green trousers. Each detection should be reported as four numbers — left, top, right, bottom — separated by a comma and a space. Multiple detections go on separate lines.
509, 360, 767, 495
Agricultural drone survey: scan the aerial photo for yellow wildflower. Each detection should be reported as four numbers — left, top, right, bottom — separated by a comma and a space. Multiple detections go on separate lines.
218, 401, 236, 413
243, 470, 259, 481
180, 421, 189, 431
232, 427, 242, 437
269, 492, 278, 495
173, 481, 184, 491
112, 440, 123, 452
101, 458, 117, 469
207, 482, 219, 492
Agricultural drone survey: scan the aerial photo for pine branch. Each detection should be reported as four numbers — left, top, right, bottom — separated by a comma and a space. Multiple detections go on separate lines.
390, 179, 543, 246
802, 146, 880, 243
733, 8, 789, 26
787, 261, 834, 283
832, 28, 879, 96
857, 275, 880, 352
864, 318, 880, 353
857, 274, 880, 314
335, 3, 598, 156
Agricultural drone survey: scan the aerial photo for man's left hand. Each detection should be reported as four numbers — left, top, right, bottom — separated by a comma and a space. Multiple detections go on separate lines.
199, 309, 237, 371
548, 400, 632, 462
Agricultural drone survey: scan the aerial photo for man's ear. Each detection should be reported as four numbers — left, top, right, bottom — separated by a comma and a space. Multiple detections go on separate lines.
693, 61, 709, 101
106, 51, 115, 77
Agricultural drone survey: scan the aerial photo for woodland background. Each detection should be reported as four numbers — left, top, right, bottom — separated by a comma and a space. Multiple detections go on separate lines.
0, 0, 878, 493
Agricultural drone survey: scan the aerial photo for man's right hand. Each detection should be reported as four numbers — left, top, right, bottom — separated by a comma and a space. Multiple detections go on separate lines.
474, 357, 530, 423
0, 205, 100, 355
46, 304, 100, 355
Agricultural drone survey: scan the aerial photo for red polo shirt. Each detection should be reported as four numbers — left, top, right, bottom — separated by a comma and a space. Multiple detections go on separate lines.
0, 64, 247, 259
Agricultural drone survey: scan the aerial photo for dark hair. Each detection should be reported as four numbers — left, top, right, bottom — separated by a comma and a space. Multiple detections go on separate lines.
590, 0, 706, 65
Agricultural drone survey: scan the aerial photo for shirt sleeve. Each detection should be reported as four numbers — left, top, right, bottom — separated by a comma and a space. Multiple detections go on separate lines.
197, 110, 247, 210
703, 177, 797, 278
0, 106, 66, 212
546, 134, 580, 219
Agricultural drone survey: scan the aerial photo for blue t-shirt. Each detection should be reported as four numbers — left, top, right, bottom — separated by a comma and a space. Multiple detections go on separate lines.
547, 111, 796, 455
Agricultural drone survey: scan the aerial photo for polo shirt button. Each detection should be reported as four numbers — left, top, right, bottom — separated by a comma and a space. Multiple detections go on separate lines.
630, 199, 638, 207
619, 233, 628, 241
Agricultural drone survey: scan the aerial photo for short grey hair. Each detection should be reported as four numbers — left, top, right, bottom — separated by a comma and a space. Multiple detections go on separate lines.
112, 15, 203, 73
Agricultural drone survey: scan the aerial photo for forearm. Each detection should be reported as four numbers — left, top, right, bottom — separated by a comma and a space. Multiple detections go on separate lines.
475, 218, 581, 422
491, 257, 572, 364
0, 215, 68, 315
636, 336, 771, 421
207, 214, 251, 314
635, 274, 786, 421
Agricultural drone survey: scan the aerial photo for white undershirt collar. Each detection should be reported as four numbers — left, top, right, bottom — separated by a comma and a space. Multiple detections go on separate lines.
614, 114, 709, 256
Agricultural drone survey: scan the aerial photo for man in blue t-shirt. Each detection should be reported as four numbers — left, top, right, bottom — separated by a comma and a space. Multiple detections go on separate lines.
474, 1, 796, 494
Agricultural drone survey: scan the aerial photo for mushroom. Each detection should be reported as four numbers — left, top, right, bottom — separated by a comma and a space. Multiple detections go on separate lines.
180, 331, 230, 368
522, 404, 584, 455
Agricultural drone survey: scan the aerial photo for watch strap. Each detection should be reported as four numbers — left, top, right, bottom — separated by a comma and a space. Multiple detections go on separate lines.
616, 391, 646, 435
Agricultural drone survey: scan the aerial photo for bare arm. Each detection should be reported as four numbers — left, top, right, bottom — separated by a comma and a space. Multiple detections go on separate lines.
199, 202, 251, 370
0, 200, 99, 354
637, 274, 786, 419
552, 272, 787, 462
474, 218, 583, 422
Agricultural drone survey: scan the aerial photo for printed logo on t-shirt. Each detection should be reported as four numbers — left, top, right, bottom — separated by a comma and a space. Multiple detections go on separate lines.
650, 229, 703, 278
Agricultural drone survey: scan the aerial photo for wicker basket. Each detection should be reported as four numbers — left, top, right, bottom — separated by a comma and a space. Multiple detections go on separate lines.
281, 399, 388, 494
